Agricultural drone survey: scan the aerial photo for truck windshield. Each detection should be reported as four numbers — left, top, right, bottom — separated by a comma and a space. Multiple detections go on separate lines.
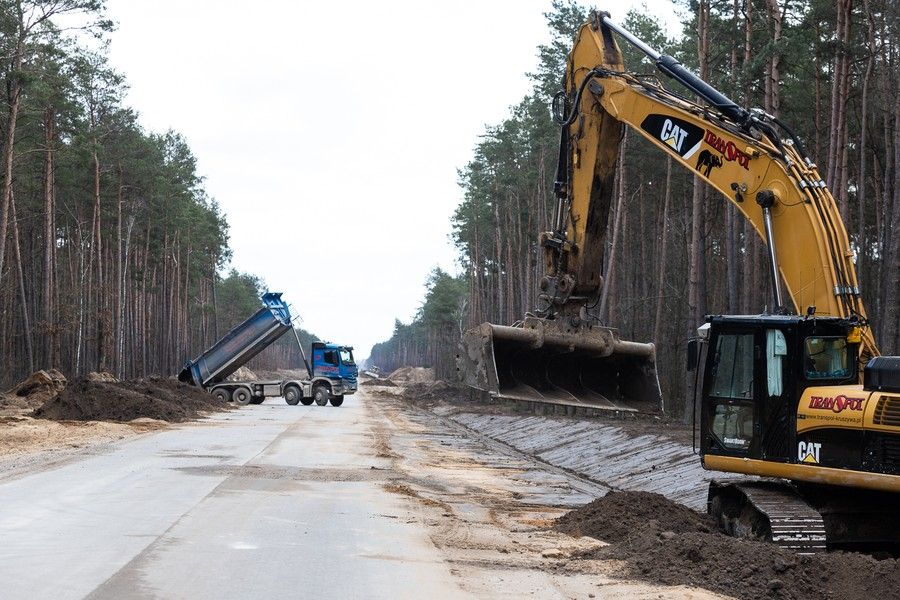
340, 349, 355, 365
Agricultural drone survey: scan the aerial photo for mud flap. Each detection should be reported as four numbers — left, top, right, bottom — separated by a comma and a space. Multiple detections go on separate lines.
458, 319, 662, 412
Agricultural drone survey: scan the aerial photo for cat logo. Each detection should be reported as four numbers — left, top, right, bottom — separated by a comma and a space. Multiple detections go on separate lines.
661, 119, 687, 151
797, 441, 821, 465
640, 114, 704, 160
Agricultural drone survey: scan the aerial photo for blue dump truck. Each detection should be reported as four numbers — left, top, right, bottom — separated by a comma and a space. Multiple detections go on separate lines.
178, 292, 357, 407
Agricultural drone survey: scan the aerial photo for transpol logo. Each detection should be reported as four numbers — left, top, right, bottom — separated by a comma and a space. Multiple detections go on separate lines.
703, 130, 750, 169
808, 394, 864, 413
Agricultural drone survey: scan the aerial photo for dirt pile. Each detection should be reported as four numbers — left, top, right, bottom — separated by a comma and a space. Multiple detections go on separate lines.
249, 368, 309, 381
34, 377, 229, 423
2, 369, 68, 410
85, 371, 117, 383
556, 489, 715, 539
276, 368, 311, 380
387, 366, 434, 384
227, 366, 258, 381
401, 380, 466, 402
556, 491, 900, 600
361, 378, 397, 387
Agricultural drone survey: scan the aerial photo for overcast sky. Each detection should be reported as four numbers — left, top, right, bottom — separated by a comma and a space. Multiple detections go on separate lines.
102, 0, 684, 359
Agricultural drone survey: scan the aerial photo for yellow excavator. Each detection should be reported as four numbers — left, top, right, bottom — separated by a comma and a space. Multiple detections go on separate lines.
458, 12, 899, 551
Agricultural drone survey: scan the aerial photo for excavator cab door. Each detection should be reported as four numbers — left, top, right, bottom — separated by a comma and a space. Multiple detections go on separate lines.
700, 325, 762, 459
699, 317, 808, 463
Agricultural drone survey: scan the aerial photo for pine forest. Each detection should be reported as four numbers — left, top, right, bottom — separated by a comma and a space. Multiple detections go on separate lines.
0, 1, 314, 388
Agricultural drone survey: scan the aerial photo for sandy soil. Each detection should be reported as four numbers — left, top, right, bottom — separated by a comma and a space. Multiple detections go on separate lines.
0, 374, 221, 480
362, 387, 726, 598
0, 415, 167, 459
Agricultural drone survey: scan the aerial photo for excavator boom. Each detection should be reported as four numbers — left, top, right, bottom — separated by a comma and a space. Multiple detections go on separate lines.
460, 11, 877, 413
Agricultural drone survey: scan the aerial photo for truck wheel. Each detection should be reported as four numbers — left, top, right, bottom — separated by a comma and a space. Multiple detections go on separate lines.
233, 387, 253, 406
313, 385, 329, 406
300, 396, 314, 406
284, 385, 301, 406
329, 395, 344, 407
212, 388, 231, 403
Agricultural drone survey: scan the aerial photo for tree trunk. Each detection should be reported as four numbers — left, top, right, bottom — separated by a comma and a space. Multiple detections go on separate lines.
599, 133, 627, 321
0, 36, 24, 286
884, 85, 900, 350
10, 190, 33, 374
653, 157, 672, 346
493, 200, 504, 324
42, 107, 56, 367
686, 0, 710, 421
765, 0, 782, 117
857, 0, 875, 287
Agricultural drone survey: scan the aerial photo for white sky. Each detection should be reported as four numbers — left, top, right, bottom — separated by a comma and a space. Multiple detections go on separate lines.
102, 0, 684, 359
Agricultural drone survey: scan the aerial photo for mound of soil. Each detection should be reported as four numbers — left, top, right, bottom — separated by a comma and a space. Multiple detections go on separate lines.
227, 366, 257, 382
85, 371, 118, 383
401, 380, 466, 402
361, 378, 397, 387
387, 366, 434, 384
556, 490, 715, 539
556, 491, 900, 600
34, 377, 228, 423
5, 369, 68, 408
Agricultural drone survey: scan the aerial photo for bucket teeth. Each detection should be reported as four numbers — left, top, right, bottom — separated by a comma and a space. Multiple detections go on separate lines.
458, 319, 662, 412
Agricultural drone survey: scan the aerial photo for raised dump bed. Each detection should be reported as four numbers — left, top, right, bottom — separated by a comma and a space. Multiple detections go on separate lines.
178, 292, 292, 388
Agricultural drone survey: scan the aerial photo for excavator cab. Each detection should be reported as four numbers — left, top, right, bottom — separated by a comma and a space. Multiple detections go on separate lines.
693, 315, 859, 466
690, 315, 900, 551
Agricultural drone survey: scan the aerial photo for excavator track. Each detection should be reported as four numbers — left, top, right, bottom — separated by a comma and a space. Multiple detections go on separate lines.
708, 481, 826, 553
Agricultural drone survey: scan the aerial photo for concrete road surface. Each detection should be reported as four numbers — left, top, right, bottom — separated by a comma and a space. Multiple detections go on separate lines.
0, 389, 722, 600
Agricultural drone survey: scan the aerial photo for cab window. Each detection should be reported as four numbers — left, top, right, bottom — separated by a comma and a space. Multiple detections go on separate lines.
710, 404, 754, 451
707, 333, 755, 452
323, 350, 339, 366
709, 334, 754, 399
804, 337, 850, 380
339, 349, 354, 365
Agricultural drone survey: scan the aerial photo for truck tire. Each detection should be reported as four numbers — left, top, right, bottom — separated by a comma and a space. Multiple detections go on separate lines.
284, 385, 301, 406
313, 385, 329, 406
212, 388, 231, 403
233, 387, 253, 406
329, 395, 344, 407
300, 396, 314, 406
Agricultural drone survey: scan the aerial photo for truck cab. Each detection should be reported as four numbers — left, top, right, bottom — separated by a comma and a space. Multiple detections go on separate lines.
310, 342, 358, 403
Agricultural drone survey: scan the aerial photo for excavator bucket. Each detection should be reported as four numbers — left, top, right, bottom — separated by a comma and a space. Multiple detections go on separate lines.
458, 320, 662, 412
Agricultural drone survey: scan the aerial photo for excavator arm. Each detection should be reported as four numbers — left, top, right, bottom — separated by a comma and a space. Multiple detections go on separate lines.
459, 12, 877, 412
552, 12, 876, 360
